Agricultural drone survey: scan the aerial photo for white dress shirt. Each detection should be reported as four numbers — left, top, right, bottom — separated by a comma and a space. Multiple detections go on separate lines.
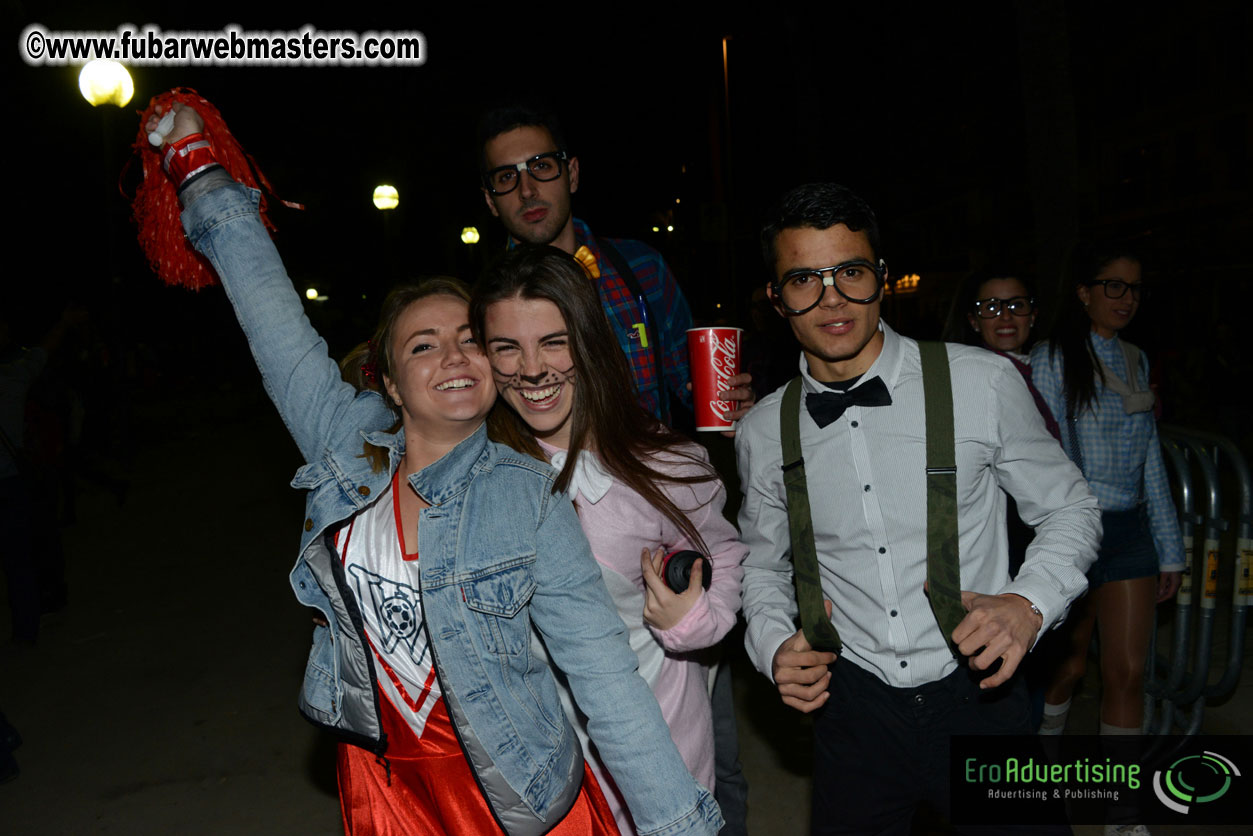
736, 322, 1101, 687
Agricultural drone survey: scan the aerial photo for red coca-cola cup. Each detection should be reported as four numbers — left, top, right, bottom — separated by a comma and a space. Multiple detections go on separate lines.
687, 327, 742, 431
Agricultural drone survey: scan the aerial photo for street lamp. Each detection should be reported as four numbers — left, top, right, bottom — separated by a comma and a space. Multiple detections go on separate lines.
460, 226, 480, 245
372, 185, 399, 210
79, 59, 134, 296
78, 59, 133, 107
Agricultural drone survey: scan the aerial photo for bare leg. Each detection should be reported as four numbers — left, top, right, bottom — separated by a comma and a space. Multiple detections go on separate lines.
1093, 576, 1158, 728
1043, 591, 1098, 707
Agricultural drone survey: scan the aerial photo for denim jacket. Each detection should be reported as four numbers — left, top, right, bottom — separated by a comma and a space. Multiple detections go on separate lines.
181, 182, 722, 836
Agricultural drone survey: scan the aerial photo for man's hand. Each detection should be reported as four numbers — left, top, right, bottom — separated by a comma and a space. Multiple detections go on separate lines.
720, 372, 756, 421
1157, 571, 1182, 603
771, 600, 838, 712
640, 547, 703, 632
685, 371, 756, 437
144, 102, 203, 148
952, 592, 1042, 689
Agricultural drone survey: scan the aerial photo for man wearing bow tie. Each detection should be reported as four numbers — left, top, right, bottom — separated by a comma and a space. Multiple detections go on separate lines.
735, 183, 1100, 834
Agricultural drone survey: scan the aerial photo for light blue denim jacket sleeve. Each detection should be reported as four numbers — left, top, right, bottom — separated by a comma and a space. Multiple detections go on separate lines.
521, 481, 723, 836
181, 183, 394, 463
180, 182, 722, 836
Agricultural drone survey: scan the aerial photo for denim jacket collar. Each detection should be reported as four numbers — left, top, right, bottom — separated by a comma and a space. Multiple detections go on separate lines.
360, 426, 404, 475
394, 423, 493, 507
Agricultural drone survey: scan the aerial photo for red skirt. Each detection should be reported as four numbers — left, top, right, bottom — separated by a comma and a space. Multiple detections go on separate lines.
337, 689, 620, 835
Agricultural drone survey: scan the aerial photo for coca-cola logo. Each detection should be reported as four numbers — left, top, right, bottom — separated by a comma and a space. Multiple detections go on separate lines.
707, 333, 738, 419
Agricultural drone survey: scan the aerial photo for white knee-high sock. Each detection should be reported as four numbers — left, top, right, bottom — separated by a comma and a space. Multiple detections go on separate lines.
1038, 699, 1071, 735
1100, 720, 1142, 736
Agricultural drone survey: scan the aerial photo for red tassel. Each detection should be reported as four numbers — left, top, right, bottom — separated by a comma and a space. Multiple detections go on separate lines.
129, 88, 302, 291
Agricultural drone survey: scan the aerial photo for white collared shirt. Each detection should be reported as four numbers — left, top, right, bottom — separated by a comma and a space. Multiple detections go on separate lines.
735, 322, 1101, 687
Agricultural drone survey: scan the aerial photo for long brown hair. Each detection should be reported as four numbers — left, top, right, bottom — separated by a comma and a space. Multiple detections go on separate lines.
470, 246, 717, 554
1042, 242, 1141, 417
340, 276, 480, 472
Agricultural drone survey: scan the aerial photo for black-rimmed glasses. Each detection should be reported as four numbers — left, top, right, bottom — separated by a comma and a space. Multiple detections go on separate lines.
1086, 279, 1145, 301
772, 259, 887, 315
482, 151, 570, 195
972, 296, 1035, 318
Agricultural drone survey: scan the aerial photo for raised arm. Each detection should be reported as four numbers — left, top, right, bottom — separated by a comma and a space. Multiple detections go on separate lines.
153, 104, 392, 462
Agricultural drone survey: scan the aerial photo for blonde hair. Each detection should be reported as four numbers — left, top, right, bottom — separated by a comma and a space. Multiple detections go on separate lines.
340, 277, 473, 472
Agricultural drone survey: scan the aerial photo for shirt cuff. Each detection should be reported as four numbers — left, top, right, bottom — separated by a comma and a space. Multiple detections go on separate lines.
998, 577, 1073, 650
746, 620, 799, 683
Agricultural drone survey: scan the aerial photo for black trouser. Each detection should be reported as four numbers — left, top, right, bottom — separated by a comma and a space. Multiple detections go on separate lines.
811, 660, 1071, 836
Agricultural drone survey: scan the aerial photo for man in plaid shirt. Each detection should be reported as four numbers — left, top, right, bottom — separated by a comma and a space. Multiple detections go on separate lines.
477, 103, 751, 425
477, 103, 755, 836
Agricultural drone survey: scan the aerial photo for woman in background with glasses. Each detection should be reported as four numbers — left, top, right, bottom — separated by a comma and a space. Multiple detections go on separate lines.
945, 269, 1059, 441
943, 270, 1060, 591
1029, 244, 1183, 758
945, 269, 1064, 731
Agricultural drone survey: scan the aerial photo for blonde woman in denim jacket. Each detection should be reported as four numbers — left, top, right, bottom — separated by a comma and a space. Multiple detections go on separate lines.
148, 103, 721, 836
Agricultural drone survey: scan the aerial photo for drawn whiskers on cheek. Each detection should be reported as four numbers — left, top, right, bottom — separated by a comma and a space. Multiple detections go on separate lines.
547, 365, 575, 385
490, 366, 522, 388
491, 365, 576, 391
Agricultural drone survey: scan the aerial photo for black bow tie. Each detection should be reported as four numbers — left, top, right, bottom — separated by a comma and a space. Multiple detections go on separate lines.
805, 377, 892, 428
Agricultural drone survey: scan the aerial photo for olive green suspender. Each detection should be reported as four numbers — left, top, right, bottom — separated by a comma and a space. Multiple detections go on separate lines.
778, 341, 964, 654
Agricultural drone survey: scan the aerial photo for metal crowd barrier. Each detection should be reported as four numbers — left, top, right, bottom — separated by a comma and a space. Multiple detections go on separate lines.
1145, 426, 1251, 736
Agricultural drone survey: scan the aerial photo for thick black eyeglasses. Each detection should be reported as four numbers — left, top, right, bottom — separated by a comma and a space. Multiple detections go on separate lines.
482, 151, 570, 195
1086, 279, 1145, 301
972, 296, 1035, 318
772, 259, 887, 315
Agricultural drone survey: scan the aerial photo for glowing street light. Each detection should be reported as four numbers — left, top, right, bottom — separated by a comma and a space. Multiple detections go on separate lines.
305, 288, 318, 300
78, 59, 133, 107
460, 226, 480, 244
372, 185, 399, 210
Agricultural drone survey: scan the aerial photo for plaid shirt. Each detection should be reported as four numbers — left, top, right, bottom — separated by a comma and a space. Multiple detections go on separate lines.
571, 219, 693, 422
1030, 336, 1185, 571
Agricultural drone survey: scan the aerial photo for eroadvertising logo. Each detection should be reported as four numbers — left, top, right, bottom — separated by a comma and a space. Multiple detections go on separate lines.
1152, 750, 1240, 814
951, 735, 1250, 827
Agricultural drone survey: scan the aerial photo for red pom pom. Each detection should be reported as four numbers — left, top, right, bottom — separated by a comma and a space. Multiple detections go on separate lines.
129, 88, 300, 291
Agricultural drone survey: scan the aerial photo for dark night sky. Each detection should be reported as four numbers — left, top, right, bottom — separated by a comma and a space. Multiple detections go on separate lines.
6, 2, 1251, 440
9, 5, 1039, 301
